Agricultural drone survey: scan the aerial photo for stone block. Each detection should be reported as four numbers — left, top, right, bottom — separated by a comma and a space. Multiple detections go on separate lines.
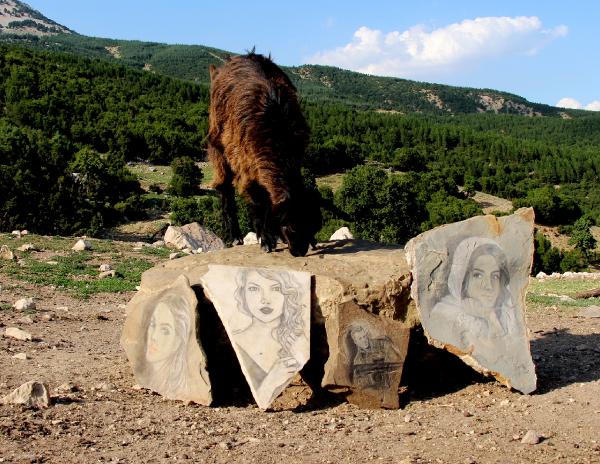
405, 208, 537, 393
322, 300, 410, 408
201, 265, 311, 409
120, 275, 212, 405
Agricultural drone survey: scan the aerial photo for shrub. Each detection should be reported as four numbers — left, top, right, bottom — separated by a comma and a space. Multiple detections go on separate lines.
167, 156, 202, 197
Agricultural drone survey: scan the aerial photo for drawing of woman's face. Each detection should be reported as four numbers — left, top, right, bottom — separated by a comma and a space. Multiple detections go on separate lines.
146, 302, 180, 363
465, 255, 501, 309
350, 326, 370, 350
244, 271, 285, 323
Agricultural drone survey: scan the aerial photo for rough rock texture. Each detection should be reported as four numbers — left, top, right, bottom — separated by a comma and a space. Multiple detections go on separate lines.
0, 245, 15, 260
121, 275, 212, 405
322, 300, 410, 408
405, 208, 537, 393
72, 239, 92, 251
4, 327, 32, 341
129, 240, 414, 407
13, 297, 35, 311
329, 227, 354, 241
0, 381, 51, 409
163, 222, 225, 253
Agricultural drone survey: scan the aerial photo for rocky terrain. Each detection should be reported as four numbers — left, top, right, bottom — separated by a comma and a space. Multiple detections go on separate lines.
0, 232, 599, 463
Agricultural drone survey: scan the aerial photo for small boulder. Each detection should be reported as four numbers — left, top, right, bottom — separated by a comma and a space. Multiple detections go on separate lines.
4, 327, 33, 341
521, 430, 542, 445
98, 270, 116, 279
72, 239, 92, 251
329, 227, 354, 241
17, 243, 37, 252
152, 240, 165, 248
11, 230, 22, 238
0, 245, 15, 261
13, 298, 36, 311
0, 381, 51, 409
163, 222, 225, 253
99, 264, 112, 272
12, 352, 28, 360
243, 232, 259, 245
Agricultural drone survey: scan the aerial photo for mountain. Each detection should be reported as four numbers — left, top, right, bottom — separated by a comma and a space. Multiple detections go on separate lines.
0, 0, 71, 35
0, 2, 588, 119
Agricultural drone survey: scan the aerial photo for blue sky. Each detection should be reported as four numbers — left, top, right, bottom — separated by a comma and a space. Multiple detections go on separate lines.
24, 0, 599, 110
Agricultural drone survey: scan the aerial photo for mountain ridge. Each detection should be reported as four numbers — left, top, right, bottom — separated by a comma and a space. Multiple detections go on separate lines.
0, 0, 590, 119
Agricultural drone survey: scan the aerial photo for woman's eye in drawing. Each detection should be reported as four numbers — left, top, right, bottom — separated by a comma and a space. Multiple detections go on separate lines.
160, 327, 171, 336
491, 272, 500, 281
472, 271, 483, 280
247, 285, 259, 292
271, 285, 281, 293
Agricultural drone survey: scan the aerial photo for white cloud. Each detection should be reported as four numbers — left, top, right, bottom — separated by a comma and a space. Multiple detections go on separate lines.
308, 16, 567, 79
556, 98, 600, 111
585, 100, 600, 111
556, 97, 582, 109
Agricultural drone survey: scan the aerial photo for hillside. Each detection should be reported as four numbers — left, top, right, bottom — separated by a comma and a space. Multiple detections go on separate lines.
0, 4, 589, 119
0, 0, 70, 35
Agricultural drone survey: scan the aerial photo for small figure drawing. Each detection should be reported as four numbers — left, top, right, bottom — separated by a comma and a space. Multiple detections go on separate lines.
344, 321, 403, 391
142, 294, 197, 398
429, 237, 521, 365
232, 268, 308, 404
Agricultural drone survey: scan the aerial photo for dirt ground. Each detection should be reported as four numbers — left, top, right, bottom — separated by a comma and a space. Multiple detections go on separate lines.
1, 272, 600, 464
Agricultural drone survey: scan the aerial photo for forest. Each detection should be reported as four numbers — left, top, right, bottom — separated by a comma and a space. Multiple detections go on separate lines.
0, 42, 598, 271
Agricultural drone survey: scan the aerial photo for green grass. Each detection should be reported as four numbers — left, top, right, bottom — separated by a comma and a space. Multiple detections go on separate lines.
526, 277, 600, 311
316, 173, 345, 192
129, 162, 214, 190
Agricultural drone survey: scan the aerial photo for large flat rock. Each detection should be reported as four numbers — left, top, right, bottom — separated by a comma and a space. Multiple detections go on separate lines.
405, 208, 537, 393
121, 275, 212, 404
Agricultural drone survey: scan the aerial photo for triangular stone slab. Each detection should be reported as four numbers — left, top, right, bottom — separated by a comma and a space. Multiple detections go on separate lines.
200, 265, 311, 409
405, 208, 537, 393
121, 275, 212, 404
322, 300, 410, 408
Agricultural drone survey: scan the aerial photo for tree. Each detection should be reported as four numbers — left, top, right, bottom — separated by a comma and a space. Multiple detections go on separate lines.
168, 156, 202, 197
568, 216, 597, 256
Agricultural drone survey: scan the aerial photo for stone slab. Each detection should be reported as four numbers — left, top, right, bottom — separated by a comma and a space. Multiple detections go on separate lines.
322, 300, 410, 408
405, 208, 537, 393
121, 275, 212, 405
201, 265, 311, 409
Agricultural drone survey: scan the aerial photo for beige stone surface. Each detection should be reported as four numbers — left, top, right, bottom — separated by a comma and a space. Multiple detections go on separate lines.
201, 265, 311, 409
121, 275, 212, 405
323, 300, 410, 409
163, 222, 225, 253
405, 208, 537, 393
0, 381, 50, 409
139, 240, 414, 325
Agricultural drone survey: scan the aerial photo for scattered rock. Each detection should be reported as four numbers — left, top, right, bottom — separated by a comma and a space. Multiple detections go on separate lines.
20, 230, 29, 236
243, 232, 259, 245
329, 227, 354, 241
577, 306, 600, 318
11, 230, 22, 238
17, 243, 37, 252
0, 245, 15, 260
0, 381, 51, 408
93, 382, 116, 392
521, 430, 542, 445
17, 315, 35, 325
169, 252, 180, 260
98, 270, 116, 279
72, 239, 93, 251
14, 297, 36, 311
12, 352, 28, 360
163, 222, 225, 253
4, 327, 33, 341
55, 383, 79, 394
99, 264, 113, 272
152, 240, 165, 248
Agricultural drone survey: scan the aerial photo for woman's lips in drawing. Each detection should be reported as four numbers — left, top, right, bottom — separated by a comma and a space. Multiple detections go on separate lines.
259, 306, 273, 315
